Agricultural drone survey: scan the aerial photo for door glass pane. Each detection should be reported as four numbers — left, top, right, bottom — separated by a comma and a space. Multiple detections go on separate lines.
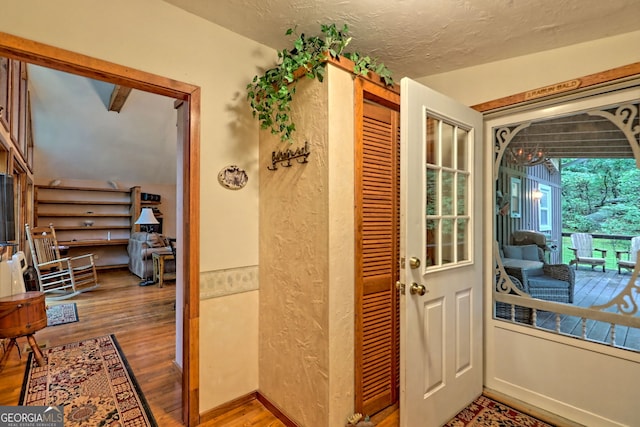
457, 174, 467, 215
426, 219, 439, 267
457, 219, 469, 261
441, 171, 454, 215
426, 117, 439, 165
441, 122, 454, 168
426, 168, 438, 215
441, 219, 454, 265
424, 111, 472, 271
457, 128, 468, 170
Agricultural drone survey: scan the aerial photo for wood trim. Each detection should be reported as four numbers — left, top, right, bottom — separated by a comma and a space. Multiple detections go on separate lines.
327, 56, 400, 94
472, 61, 640, 112
185, 88, 201, 427
199, 391, 258, 424
198, 391, 300, 427
0, 31, 196, 100
256, 392, 300, 427
0, 31, 200, 427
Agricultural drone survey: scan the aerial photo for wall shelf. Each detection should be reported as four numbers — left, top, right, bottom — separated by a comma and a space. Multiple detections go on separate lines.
60, 239, 129, 247
34, 185, 140, 268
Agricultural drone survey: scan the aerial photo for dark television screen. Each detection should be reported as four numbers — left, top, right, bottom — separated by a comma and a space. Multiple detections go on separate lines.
0, 174, 15, 242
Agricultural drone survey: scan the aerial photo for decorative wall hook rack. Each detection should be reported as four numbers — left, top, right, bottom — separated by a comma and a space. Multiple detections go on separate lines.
267, 141, 311, 170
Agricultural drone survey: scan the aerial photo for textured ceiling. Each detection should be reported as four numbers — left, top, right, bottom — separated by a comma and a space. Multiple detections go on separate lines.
162, 0, 640, 78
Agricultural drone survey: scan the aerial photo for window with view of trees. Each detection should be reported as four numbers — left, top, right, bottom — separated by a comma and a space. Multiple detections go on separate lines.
562, 158, 640, 235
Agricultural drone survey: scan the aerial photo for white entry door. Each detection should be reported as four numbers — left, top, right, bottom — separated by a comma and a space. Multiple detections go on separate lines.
399, 78, 483, 426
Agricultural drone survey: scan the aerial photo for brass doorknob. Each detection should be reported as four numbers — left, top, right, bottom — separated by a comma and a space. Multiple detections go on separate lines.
410, 283, 427, 296
409, 257, 421, 269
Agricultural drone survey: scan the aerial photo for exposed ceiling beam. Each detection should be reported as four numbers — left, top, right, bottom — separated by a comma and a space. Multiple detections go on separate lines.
108, 85, 132, 113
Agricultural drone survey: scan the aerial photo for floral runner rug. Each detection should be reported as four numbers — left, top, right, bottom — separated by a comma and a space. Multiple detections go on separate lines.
20, 334, 157, 427
46, 302, 79, 326
445, 394, 554, 427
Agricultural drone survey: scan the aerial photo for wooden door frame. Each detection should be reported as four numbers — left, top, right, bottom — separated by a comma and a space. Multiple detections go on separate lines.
0, 32, 201, 427
472, 62, 640, 113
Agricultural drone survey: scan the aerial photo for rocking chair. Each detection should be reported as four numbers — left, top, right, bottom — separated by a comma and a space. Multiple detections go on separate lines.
26, 224, 99, 300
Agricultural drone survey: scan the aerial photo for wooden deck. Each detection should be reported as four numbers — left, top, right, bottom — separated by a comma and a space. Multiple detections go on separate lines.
535, 266, 640, 351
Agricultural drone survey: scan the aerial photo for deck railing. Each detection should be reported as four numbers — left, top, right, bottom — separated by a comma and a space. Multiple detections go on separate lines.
560, 232, 636, 271
495, 241, 640, 351
495, 292, 640, 350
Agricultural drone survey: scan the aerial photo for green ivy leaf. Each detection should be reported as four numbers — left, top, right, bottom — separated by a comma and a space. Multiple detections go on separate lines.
247, 23, 394, 142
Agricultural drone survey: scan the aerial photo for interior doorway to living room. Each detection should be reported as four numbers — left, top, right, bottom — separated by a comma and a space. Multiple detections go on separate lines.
0, 32, 200, 427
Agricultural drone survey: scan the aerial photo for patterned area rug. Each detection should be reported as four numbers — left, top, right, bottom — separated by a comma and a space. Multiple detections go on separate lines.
46, 303, 79, 326
445, 395, 554, 426
20, 335, 157, 427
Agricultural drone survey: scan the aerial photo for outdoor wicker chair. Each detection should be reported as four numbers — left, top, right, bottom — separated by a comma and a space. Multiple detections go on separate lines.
504, 258, 576, 304
495, 275, 533, 324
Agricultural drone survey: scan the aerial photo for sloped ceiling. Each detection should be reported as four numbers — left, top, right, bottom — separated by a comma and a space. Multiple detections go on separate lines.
162, 0, 640, 78
28, 65, 177, 186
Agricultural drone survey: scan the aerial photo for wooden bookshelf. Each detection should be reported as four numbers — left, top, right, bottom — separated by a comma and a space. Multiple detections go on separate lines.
34, 185, 140, 268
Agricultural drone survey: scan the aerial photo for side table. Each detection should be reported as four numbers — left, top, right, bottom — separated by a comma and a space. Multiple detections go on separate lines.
0, 291, 47, 372
152, 252, 176, 288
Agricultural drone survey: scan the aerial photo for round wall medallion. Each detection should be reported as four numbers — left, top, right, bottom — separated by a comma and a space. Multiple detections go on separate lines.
218, 165, 248, 190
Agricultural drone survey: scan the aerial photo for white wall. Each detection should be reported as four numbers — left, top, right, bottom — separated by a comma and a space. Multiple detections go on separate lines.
417, 30, 640, 107
0, 0, 272, 412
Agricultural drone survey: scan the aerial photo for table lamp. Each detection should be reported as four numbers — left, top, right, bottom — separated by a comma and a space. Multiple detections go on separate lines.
135, 208, 159, 286
135, 207, 159, 232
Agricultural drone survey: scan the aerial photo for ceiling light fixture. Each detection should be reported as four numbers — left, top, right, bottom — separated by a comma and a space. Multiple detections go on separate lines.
507, 144, 547, 167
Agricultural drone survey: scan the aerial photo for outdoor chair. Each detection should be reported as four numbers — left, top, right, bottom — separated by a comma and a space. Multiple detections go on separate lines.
615, 236, 640, 274
510, 230, 547, 249
495, 275, 533, 325
26, 223, 99, 300
499, 237, 576, 304
569, 233, 607, 272
504, 258, 576, 304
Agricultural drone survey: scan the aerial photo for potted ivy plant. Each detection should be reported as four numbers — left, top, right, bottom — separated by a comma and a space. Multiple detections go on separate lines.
246, 23, 394, 142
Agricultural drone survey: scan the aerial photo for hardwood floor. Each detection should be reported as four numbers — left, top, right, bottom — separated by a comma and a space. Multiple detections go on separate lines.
0, 269, 275, 426
0, 269, 398, 427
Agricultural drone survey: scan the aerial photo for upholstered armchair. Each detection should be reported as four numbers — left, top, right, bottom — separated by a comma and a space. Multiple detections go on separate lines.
501, 242, 576, 304
127, 232, 175, 280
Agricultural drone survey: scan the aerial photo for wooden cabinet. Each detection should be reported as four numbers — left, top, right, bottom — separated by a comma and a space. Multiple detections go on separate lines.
34, 185, 141, 269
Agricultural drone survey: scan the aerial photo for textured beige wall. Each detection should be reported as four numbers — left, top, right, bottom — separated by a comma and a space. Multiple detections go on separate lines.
258, 64, 356, 427
0, 0, 272, 412
326, 65, 356, 427
259, 75, 331, 427
416, 30, 640, 106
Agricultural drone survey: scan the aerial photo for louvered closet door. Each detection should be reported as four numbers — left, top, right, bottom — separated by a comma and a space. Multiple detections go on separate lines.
355, 100, 400, 416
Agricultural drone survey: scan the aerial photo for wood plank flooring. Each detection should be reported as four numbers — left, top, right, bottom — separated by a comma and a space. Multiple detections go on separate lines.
0, 268, 284, 426
5, 267, 607, 426
536, 267, 640, 350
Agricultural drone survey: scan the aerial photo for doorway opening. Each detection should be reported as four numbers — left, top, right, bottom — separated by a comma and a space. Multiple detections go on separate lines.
0, 32, 200, 426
